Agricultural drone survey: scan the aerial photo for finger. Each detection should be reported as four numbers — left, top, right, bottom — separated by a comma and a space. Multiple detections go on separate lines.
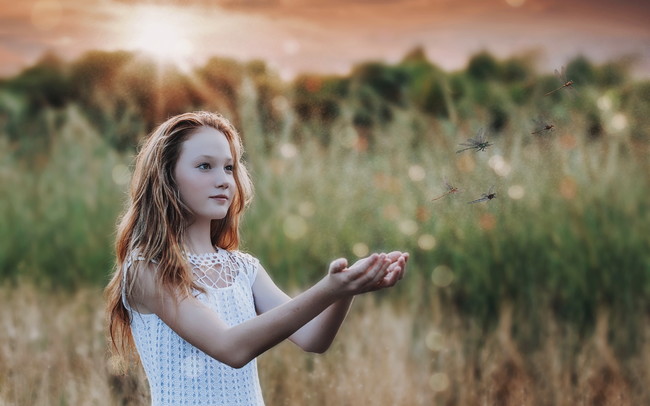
379, 268, 400, 288
346, 253, 379, 280
364, 255, 391, 287
329, 258, 348, 274
389, 256, 407, 279
351, 253, 384, 286
385, 251, 403, 262
381, 259, 405, 285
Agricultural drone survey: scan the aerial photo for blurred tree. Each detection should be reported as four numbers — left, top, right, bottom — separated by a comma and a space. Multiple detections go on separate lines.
5, 52, 71, 112
351, 61, 409, 107
292, 74, 346, 145
566, 55, 596, 87
70, 50, 134, 101
399, 46, 450, 118
245, 60, 286, 143
596, 57, 633, 87
195, 57, 244, 128
467, 50, 499, 81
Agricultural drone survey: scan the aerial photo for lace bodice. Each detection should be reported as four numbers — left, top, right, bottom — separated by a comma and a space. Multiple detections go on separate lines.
122, 249, 265, 406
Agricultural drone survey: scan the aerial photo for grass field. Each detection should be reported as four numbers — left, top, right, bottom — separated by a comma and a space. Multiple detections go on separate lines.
0, 285, 648, 405
1, 51, 649, 404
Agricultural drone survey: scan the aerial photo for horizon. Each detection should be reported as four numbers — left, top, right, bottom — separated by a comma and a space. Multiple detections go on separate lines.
1, 0, 649, 79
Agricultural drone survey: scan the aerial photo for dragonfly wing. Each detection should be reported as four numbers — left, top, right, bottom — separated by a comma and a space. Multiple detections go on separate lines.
476, 128, 488, 143
564, 84, 577, 99
556, 66, 568, 83
468, 196, 487, 204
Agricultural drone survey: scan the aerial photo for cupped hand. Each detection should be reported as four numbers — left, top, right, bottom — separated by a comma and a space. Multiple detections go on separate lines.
371, 251, 408, 291
326, 251, 409, 296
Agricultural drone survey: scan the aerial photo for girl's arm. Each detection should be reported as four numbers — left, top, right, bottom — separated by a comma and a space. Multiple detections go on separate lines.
252, 251, 408, 353
130, 253, 397, 369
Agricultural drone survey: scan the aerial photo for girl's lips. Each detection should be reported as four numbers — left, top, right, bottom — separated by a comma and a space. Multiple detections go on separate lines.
210, 195, 228, 201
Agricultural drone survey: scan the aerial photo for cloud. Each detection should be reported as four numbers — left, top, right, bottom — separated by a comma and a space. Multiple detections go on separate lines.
0, 0, 648, 77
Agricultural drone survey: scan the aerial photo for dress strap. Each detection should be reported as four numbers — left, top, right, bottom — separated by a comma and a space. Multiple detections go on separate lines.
121, 252, 146, 309
121, 257, 132, 310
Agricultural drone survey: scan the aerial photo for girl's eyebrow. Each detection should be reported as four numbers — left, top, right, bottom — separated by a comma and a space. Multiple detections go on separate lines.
195, 154, 233, 161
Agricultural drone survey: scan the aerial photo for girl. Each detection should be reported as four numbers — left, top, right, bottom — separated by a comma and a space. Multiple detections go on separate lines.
105, 111, 408, 405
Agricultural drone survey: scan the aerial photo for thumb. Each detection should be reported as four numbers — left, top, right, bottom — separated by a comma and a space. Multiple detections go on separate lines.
328, 258, 348, 274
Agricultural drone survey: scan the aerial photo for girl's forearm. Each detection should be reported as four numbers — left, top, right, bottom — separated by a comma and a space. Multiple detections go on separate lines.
217, 277, 342, 367
289, 295, 354, 353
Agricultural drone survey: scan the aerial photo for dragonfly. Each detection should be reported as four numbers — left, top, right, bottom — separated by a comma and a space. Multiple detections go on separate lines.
544, 66, 575, 96
431, 178, 462, 202
468, 186, 497, 204
456, 128, 492, 153
531, 117, 555, 135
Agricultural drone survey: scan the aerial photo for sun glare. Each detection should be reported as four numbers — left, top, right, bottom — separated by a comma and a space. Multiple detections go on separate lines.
122, 6, 196, 66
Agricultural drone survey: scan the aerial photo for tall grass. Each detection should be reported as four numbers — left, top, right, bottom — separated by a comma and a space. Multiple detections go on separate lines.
2, 68, 649, 330
0, 105, 127, 287
1, 51, 649, 403
0, 285, 647, 405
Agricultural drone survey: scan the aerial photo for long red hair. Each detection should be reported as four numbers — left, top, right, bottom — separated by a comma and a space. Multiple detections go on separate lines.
104, 111, 253, 364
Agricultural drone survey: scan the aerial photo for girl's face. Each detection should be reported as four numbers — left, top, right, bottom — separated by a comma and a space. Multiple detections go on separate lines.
174, 126, 236, 223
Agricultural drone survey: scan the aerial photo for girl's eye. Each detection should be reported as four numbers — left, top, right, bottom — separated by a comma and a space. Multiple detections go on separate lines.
225, 165, 234, 172
197, 163, 211, 170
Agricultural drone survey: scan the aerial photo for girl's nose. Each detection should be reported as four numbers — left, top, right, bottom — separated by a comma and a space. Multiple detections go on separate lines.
215, 172, 229, 189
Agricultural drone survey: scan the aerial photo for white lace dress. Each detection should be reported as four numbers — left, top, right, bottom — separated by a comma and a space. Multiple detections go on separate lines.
122, 249, 265, 406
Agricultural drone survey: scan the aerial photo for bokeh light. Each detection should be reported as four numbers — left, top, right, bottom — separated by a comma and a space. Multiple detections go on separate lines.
508, 184, 525, 200
597, 95, 613, 111
112, 164, 131, 185
479, 213, 496, 231
488, 155, 511, 177
431, 265, 454, 287
279, 142, 298, 159
429, 372, 450, 392
283, 215, 308, 239
398, 219, 418, 236
610, 113, 628, 132
559, 176, 577, 200
382, 204, 400, 221
298, 201, 315, 217
271, 96, 289, 112
408, 165, 426, 182
352, 242, 369, 257
417, 234, 437, 250
425, 330, 445, 352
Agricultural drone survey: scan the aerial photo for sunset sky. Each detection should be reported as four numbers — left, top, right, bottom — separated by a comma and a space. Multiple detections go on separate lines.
1, 0, 648, 79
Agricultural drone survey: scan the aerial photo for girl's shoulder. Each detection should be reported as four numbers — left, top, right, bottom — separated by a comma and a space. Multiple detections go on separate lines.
222, 249, 260, 284
123, 249, 158, 270
223, 249, 259, 268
